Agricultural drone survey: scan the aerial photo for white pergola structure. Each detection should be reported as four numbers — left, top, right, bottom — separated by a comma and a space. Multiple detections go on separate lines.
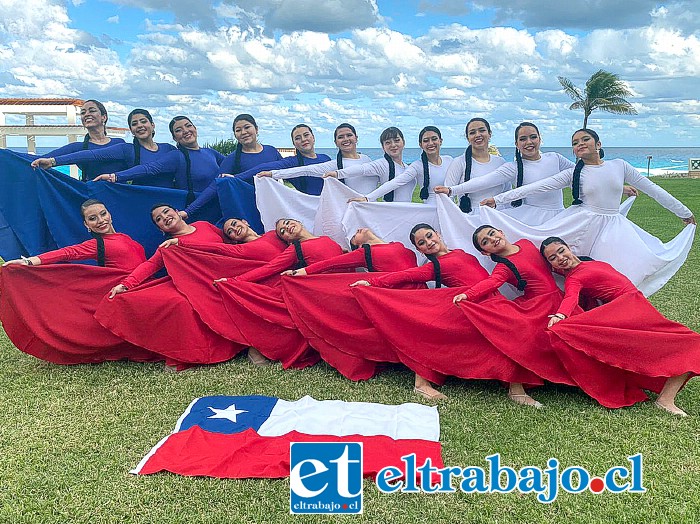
0, 98, 127, 178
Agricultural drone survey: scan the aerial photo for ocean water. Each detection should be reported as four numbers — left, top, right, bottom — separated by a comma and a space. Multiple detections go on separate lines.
9, 145, 700, 175
318, 147, 700, 174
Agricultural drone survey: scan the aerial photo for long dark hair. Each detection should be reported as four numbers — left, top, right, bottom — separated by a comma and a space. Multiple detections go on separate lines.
409, 223, 442, 288
362, 244, 375, 272
81, 199, 108, 266
80, 100, 109, 179
231, 114, 259, 174
459, 118, 491, 213
418, 126, 441, 200
571, 128, 604, 206
512, 121, 540, 208
128, 109, 154, 165
380, 127, 403, 202
334, 123, 357, 171
169, 116, 195, 204
471, 225, 526, 291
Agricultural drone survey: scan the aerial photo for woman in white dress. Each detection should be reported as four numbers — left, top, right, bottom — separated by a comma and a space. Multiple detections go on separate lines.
434, 118, 506, 214
258, 123, 374, 193
480, 128, 696, 295
350, 126, 453, 205
437, 122, 572, 224
324, 127, 415, 202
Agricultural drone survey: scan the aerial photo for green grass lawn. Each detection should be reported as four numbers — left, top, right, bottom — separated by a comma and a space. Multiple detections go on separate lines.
1, 178, 699, 523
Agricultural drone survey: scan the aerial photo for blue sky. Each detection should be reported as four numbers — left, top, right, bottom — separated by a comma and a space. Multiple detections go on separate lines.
1, 0, 699, 148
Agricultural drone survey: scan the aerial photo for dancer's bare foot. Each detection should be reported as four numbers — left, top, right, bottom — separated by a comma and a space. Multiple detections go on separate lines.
414, 386, 447, 401
654, 400, 688, 417
247, 347, 270, 366
414, 375, 447, 401
508, 392, 543, 409
508, 383, 542, 409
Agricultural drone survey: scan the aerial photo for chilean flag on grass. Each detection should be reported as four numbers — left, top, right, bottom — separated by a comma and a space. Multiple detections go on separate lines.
131, 395, 442, 478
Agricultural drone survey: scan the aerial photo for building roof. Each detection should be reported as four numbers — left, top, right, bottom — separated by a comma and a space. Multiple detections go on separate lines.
0, 98, 85, 106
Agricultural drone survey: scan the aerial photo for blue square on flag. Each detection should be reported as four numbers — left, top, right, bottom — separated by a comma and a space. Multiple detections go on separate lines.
178, 395, 278, 434
290, 442, 363, 514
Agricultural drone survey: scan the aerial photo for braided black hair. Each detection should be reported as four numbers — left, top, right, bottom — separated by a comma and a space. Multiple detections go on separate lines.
418, 126, 441, 200
420, 151, 430, 200
571, 128, 604, 206
177, 144, 195, 205
383, 152, 396, 202
512, 122, 539, 208
491, 254, 527, 291
128, 109, 155, 165
379, 126, 403, 203
292, 240, 307, 268
426, 254, 442, 288
362, 244, 375, 272
92, 231, 106, 267
334, 123, 357, 185
232, 114, 259, 174
512, 148, 524, 208
460, 145, 473, 213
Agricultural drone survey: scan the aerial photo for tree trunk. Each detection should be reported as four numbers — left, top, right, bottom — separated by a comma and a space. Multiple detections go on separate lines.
583, 111, 590, 128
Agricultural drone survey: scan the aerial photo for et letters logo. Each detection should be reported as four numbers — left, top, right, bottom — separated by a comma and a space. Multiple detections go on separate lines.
290, 442, 363, 514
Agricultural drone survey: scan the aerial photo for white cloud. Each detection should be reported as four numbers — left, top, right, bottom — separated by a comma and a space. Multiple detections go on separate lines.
107, 15, 119, 24
0, 0, 697, 147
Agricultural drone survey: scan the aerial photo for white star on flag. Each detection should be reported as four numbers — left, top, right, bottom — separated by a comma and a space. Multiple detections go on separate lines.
208, 404, 248, 423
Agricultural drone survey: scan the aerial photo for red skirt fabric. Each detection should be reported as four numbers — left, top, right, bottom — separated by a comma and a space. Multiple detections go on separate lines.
0, 264, 159, 365
548, 291, 700, 408
281, 273, 422, 381
458, 291, 576, 386
161, 245, 268, 343
95, 277, 244, 370
216, 280, 319, 369
352, 286, 543, 386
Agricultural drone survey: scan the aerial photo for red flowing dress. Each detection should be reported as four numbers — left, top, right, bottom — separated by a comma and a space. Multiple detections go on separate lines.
548, 260, 700, 408
94, 222, 243, 369
163, 232, 287, 341
215, 236, 343, 369
457, 240, 576, 385
0, 233, 159, 364
281, 243, 420, 380
352, 249, 543, 386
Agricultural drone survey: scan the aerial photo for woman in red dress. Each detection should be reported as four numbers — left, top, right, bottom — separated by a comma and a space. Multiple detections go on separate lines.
0, 199, 157, 364
280, 227, 420, 380
95, 204, 244, 369
213, 218, 343, 369
452, 225, 577, 390
161, 218, 287, 348
541, 236, 700, 415
351, 223, 542, 402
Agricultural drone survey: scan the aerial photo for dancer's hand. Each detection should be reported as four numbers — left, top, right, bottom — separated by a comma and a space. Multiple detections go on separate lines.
350, 280, 370, 287
683, 215, 696, 225
159, 238, 179, 248
256, 171, 273, 177
434, 186, 450, 195
109, 284, 128, 299
348, 197, 368, 203
622, 185, 638, 197
323, 171, 338, 178
547, 313, 566, 328
453, 293, 467, 304
480, 197, 496, 208
93, 173, 116, 182
31, 158, 54, 169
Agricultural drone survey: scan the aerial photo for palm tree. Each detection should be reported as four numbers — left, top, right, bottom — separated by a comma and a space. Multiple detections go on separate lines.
558, 70, 638, 128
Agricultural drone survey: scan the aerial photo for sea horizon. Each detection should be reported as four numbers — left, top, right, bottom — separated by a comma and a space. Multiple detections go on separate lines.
6, 145, 699, 176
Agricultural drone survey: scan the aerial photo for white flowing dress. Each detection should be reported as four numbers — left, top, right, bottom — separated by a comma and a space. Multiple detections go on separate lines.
482, 159, 695, 296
